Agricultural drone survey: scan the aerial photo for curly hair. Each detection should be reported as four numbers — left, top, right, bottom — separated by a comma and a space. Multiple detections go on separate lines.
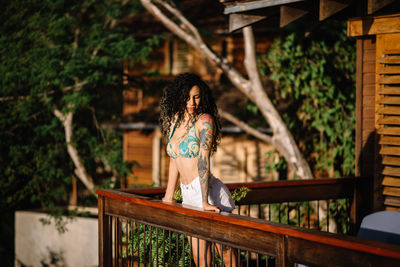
159, 73, 221, 154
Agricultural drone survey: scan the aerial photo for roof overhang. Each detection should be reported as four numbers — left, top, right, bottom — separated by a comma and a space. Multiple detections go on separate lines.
221, 0, 398, 32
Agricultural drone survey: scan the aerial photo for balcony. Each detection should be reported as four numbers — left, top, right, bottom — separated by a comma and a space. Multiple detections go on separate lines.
97, 177, 400, 266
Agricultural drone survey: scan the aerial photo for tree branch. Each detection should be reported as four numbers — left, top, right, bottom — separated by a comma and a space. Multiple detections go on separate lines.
219, 109, 272, 144
140, 0, 250, 93
0, 81, 88, 102
54, 106, 96, 196
153, 0, 203, 42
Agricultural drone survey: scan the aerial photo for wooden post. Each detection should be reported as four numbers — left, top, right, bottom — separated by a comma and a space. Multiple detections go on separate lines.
98, 196, 112, 266
350, 177, 371, 234
276, 235, 294, 267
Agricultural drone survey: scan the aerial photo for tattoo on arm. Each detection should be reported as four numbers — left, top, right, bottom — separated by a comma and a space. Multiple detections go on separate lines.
198, 116, 214, 202
198, 154, 209, 200
199, 122, 213, 151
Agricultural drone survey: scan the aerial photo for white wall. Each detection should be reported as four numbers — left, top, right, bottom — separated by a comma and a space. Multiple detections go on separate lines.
15, 210, 98, 267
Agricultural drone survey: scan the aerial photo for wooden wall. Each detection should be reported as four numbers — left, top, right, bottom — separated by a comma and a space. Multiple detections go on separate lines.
355, 37, 376, 211
351, 14, 400, 211
212, 135, 279, 183
123, 130, 155, 186
375, 33, 400, 211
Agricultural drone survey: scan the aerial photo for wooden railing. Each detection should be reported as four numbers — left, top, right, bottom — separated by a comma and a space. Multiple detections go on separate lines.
97, 177, 400, 266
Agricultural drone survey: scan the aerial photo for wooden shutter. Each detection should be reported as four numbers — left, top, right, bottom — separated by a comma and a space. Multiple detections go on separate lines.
172, 40, 192, 75
377, 49, 400, 210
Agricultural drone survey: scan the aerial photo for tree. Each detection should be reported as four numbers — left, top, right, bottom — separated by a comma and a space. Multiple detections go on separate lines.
140, 0, 314, 179
261, 21, 356, 177
0, 1, 156, 263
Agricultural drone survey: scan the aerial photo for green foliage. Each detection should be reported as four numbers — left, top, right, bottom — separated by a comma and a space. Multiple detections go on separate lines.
173, 188, 183, 202
0, 0, 157, 208
0, 1, 157, 262
122, 223, 191, 267
259, 20, 356, 176
264, 151, 291, 180
231, 187, 251, 203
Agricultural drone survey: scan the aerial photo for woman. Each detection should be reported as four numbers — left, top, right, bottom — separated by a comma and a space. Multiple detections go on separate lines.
160, 73, 237, 266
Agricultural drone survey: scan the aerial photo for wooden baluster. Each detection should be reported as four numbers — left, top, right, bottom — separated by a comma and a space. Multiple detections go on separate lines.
143, 224, 146, 265
156, 227, 159, 267
327, 200, 330, 232
98, 196, 112, 267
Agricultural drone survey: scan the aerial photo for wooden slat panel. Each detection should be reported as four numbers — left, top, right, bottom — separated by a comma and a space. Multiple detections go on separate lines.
383, 186, 400, 196
382, 156, 400, 166
348, 14, 400, 36
377, 66, 400, 74
363, 62, 376, 73
380, 146, 400, 156
380, 136, 400, 146
386, 206, 400, 211
363, 95, 375, 107
380, 52, 400, 208
378, 96, 400, 104
363, 107, 375, 119
378, 127, 400, 135
382, 166, 400, 177
377, 106, 400, 115
384, 49, 400, 54
384, 196, 400, 207
377, 55, 400, 64
363, 73, 376, 85
377, 87, 400, 95
378, 76, 400, 84
383, 176, 400, 187
378, 116, 400, 125
363, 48, 376, 62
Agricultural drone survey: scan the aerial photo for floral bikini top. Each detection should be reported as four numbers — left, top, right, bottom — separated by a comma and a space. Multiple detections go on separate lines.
166, 120, 200, 159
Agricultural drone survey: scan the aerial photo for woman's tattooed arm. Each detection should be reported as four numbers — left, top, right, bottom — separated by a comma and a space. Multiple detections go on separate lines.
198, 114, 214, 203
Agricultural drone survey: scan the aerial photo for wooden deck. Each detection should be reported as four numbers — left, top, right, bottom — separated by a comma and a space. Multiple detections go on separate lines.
97, 177, 400, 266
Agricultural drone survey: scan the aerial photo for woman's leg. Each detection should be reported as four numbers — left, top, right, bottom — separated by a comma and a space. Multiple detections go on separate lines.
215, 244, 239, 267
189, 237, 211, 267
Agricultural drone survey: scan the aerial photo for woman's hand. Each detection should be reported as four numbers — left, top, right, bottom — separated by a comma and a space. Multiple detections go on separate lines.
162, 196, 176, 203
203, 201, 220, 213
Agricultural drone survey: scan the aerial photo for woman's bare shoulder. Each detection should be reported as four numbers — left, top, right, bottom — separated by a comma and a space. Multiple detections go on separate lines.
197, 113, 214, 125
196, 114, 214, 134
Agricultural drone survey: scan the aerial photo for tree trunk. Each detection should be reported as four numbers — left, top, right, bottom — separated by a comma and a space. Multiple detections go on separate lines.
140, 0, 314, 179
54, 108, 96, 195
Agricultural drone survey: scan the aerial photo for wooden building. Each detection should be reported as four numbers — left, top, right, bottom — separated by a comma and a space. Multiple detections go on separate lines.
221, 0, 400, 212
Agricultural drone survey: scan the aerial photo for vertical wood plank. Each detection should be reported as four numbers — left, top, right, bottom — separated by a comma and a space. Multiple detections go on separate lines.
276, 235, 293, 267
355, 38, 363, 176
98, 196, 112, 267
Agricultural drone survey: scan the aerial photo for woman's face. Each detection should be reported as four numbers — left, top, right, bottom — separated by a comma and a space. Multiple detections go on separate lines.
186, 85, 201, 115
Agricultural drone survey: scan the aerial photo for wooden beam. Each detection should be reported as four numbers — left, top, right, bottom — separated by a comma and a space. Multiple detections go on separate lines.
320, 0, 350, 21
348, 14, 400, 37
368, 0, 395, 14
280, 5, 309, 27
229, 13, 267, 32
223, 0, 304, 14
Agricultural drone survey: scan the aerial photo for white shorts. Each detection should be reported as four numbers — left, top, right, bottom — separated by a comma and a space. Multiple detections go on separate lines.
180, 175, 235, 212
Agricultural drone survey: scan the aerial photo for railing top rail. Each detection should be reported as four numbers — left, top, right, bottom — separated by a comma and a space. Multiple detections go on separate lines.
118, 176, 368, 196
96, 186, 400, 260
